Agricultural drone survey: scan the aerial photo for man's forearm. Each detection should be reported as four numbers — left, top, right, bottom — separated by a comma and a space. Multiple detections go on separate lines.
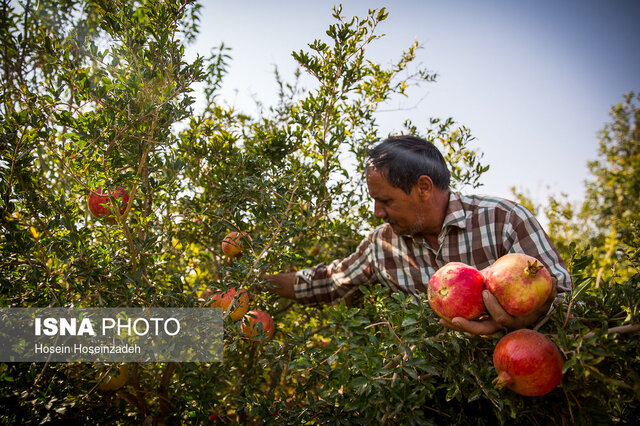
263, 272, 297, 300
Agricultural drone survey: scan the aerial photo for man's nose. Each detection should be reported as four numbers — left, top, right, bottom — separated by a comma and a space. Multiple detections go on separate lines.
373, 201, 386, 219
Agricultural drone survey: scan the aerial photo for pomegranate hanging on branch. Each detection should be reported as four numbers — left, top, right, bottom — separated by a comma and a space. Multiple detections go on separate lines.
492, 329, 564, 396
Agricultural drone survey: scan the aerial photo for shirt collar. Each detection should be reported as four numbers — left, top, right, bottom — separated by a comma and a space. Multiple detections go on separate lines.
441, 191, 467, 229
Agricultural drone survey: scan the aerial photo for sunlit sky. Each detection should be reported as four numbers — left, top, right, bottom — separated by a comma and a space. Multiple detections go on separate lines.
186, 0, 640, 208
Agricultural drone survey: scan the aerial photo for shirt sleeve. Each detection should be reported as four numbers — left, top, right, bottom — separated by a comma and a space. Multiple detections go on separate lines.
502, 204, 573, 299
293, 233, 376, 306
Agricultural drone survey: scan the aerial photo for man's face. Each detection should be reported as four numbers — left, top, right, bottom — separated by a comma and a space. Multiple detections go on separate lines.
366, 167, 426, 236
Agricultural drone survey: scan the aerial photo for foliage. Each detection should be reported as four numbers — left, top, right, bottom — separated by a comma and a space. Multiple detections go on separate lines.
509, 187, 583, 264
514, 92, 640, 281
581, 92, 640, 281
1, 1, 638, 424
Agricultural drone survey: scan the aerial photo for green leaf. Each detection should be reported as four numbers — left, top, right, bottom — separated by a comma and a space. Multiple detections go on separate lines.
348, 376, 369, 390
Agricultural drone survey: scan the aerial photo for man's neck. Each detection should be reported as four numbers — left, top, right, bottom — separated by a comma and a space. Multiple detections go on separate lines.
417, 189, 450, 248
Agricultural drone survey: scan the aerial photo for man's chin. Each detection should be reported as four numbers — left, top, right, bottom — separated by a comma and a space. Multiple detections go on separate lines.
387, 223, 408, 235
387, 222, 422, 237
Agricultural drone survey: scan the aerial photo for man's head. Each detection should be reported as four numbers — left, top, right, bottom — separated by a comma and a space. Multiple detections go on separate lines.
366, 135, 450, 193
365, 135, 451, 237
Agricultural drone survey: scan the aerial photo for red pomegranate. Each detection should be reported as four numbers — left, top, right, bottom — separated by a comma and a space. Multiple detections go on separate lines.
87, 186, 129, 222
485, 253, 552, 316
221, 231, 252, 258
241, 310, 275, 341
202, 286, 250, 321
428, 262, 486, 321
493, 329, 564, 396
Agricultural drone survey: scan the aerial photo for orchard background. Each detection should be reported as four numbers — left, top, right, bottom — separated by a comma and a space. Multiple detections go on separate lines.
1, 1, 639, 424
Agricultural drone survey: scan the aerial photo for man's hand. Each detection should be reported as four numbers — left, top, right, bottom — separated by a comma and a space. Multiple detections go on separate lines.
262, 272, 297, 300
440, 287, 556, 336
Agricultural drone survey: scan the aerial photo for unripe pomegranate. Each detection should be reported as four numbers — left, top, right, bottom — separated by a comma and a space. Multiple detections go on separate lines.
241, 310, 275, 341
493, 329, 563, 396
87, 186, 130, 223
428, 262, 486, 321
221, 231, 252, 258
202, 286, 250, 321
98, 364, 129, 392
485, 253, 552, 316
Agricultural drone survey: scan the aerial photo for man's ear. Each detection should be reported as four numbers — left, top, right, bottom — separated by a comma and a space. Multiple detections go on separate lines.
416, 175, 434, 198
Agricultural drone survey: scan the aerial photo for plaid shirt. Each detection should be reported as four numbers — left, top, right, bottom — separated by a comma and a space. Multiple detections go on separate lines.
293, 192, 572, 306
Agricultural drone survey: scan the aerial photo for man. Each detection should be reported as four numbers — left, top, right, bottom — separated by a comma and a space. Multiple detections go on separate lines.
265, 135, 572, 335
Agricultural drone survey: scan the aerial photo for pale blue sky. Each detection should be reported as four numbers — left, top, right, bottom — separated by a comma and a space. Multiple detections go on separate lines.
187, 1, 640, 206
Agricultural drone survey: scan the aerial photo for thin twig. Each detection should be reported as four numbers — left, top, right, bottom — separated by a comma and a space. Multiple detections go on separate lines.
583, 323, 640, 339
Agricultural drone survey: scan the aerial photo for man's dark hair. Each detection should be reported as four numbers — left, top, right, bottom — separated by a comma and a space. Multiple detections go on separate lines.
366, 135, 451, 193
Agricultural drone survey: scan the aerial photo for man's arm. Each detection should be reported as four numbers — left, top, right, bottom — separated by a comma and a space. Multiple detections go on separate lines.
261, 231, 377, 306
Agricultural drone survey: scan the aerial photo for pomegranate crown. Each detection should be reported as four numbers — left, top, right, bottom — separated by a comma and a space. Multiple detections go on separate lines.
524, 260, 543, 277
493, 371, 512, 389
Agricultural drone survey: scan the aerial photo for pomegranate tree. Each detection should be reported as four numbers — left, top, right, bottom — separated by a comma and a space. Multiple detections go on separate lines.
484, 253, 552, 316
427, 262, 486, 321
493, 329, 564, 396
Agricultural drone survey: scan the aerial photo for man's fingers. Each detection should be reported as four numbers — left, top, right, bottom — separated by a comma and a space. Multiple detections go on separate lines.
442, 290, 554, 335
439, 318, 464, 332
451, 317, 502, 336
482, 290, 514, 325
